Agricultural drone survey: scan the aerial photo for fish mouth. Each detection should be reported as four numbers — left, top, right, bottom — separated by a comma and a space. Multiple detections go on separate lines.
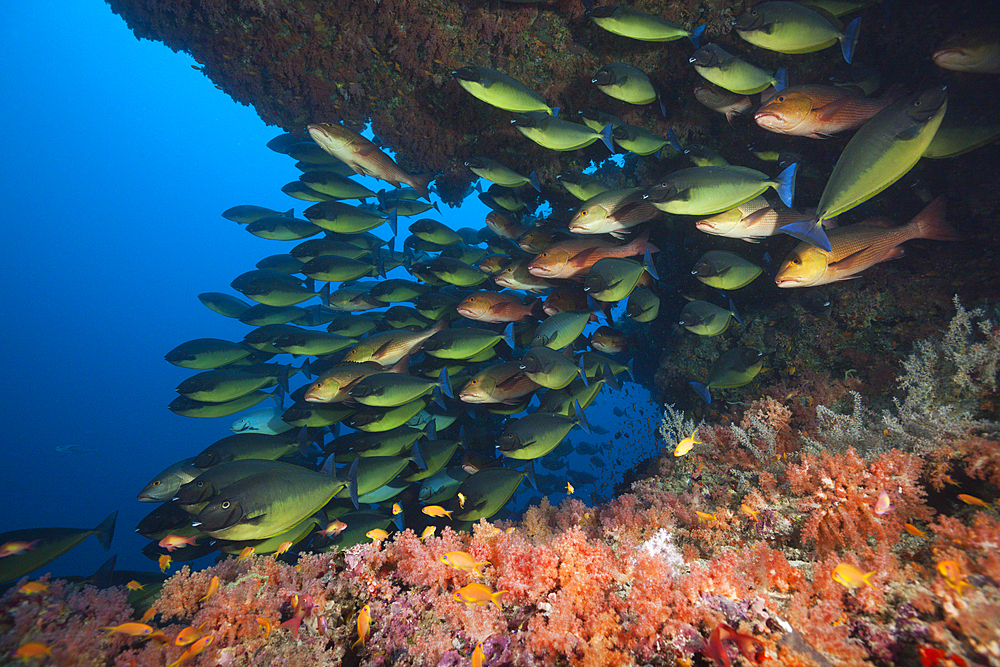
527, 264, 553, 277
455, 306, 480, 318
774, 277, 802, 288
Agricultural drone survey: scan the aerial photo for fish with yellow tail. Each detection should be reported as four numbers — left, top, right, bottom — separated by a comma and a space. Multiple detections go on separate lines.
674, 429, 701, 456
781, 86, 948, 251
453, 582, 507, 609
307, 123, 432, 200
353, 604, 371, 649
775, 197, 959, 287
832, 563, 875, 590
440, 550, 490, 578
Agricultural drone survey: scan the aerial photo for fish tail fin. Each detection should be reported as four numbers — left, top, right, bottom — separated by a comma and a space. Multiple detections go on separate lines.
729, 299, 744, 327
387, 208, 398, 237
412, 438, 428, 471
439, 366, 453, 398
574, 400, 592, 433
94, 511, 118, 551
774, 66, 787, 92
863, 570, 876, 589
551, 106, 560, 118
689, 381, 712, 405
775, 162, 798, 208
599, 124, 615, 152
780, 218, 832, 252
349, 459, 360, 509
602, 363, 622, 391
492, 590, 507, 610
529, 170, 541, 193
668, 127, 682, 153
911, 196, 961, 241
504, 322, 516, 350
658, 89, 667, 118
841, 17, 861, 64
689, 24, 706, 49
409, 173, 434, 201
644, 248, 660, 281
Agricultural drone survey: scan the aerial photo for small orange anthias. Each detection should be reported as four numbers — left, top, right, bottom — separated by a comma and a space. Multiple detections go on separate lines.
279, 593, 315, 638
702, 623, 765, 667
936, 560, 971, 595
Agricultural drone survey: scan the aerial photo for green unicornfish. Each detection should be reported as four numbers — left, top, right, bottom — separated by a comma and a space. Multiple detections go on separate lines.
452, 66, 554, 114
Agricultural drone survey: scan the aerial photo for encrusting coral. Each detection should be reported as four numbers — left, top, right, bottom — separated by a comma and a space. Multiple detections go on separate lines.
3, 302, 999, 667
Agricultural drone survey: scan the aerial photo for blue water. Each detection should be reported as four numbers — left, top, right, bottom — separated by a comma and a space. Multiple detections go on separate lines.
0, 1, 661, 579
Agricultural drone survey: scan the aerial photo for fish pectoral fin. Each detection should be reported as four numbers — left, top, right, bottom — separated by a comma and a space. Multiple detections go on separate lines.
741, 207, 774, 229
827, 247, 875, 273
878, 246, 906, 262
488, 303, 508, 313
812, 95, 855, 122
895, 121, 924, 141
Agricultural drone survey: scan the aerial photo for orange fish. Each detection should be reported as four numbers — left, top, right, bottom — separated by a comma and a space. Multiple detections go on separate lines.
696, 511, 717, 522
13, 643, 52, 659
472, 641, 485, 667
421, 505, 453, 519
702, 623, 765, 667
279, 594, 314, 638
566, 482, 575, 495
102, 622, 154, 638
674, 429, 701, 457
874, 490, 894, 516
775, 197, 959, 288
740, 504, 759, 521
158, 554, 172, 573
755, 84, 902, 138
440, 551, 490, 578
0, 540, 39, 558
125, 580, 144, 591
392, 503, 403, 515
318, 520, 348, 538
353, 604, 371, 649
166, 634, 213, 667
255, 617, 272, 638
274, 541, 293, 556
307, 123, 432, 199
904, 523, 927, 538
138, 607, 158, 624
420, 526, 436, 540
199, 575, 220, 602
937, 560, 970, 594
832, 563, 875, 590
458, 493, 467, 509
18, 582, 47, 595
158, 534, 199, 553
175, 624, 207, 647
456, 293, 542, 323
957, 494, 991, 509
147, 630, 169, 645
453, 583, 507, 610
527, 232, 658, 281
367, 528, 389, 541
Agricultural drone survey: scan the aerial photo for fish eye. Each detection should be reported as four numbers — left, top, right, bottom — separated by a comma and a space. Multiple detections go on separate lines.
221, 501, 231, 509
776, 96, 784, 102
580, 209, 587, 216
152, 480, 161, 486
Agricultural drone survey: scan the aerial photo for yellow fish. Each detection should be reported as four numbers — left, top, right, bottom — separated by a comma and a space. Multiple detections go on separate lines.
903, 523, 926, 538
237, 546, 255, 562
674, 429, 701, 456
696, 511, 717, 522
566, 482, 575, 495
453, 583, 507, 610
199, 575, 220, 602
166, 634, 213, 667
353, 604, 371, 649
832, 563, 875, 590
392, 503, 402, 515
440, 551, 490, 578
102, 622, 154, 638
367, 528, 389, 541
14, 643, 53, 659
422, 505, 453, 519
18, 581, 48, 595
472, 641, 485, 667
274, 541, 293, 556
158, 554, 172, 573
255, 617, 272, 638
139, 607, 158, 624
125, 580, 144, 591
420, 526, 436, 540
174, 624, 207, 647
